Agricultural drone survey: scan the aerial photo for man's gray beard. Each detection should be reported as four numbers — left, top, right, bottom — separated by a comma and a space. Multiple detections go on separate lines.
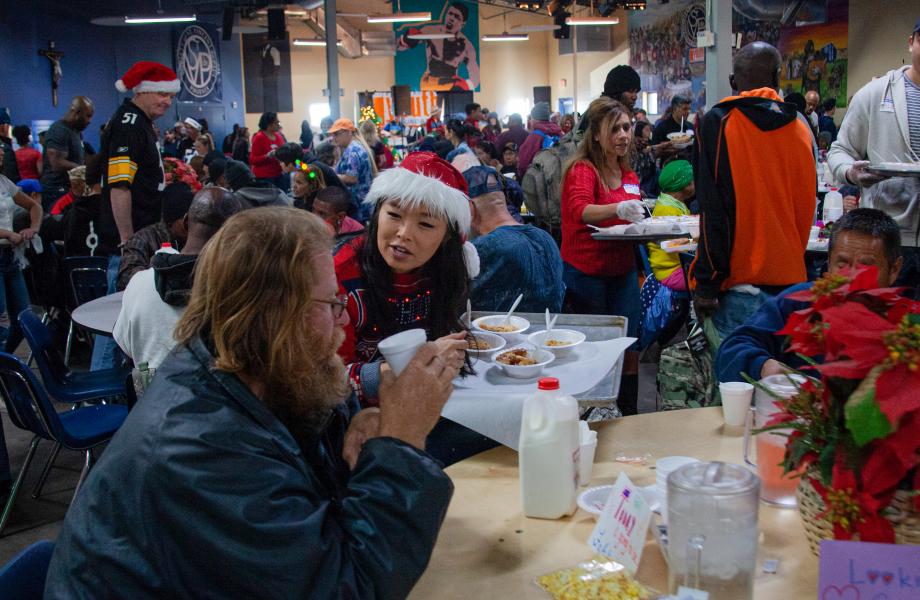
262, 330, 349, 438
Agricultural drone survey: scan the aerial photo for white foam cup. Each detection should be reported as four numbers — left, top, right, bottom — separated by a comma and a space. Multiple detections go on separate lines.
377, 329, 427, 376
719, 381, 755, 427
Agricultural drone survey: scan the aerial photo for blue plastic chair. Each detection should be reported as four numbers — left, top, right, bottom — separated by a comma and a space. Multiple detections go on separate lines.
0, 352, 127, 536
0, 540, 54, 600
62, 256, 109, 366
19, 309, 129, 405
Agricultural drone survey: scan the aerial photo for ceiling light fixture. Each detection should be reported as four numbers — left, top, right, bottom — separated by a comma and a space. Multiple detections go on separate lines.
124, 14, 196, 24
565, 15, 620, 25
482, 33, 529, 41
367, 11, 431, 23
293, 38, 343, 47
124, 0, 195, 25
367, 0, 430, 24
483, 13, 529, 42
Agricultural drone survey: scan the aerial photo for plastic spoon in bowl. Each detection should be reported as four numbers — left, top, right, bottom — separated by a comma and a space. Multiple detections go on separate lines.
503, 293, 524, 325
545, 308, 551, 331
466, 299, 472, 330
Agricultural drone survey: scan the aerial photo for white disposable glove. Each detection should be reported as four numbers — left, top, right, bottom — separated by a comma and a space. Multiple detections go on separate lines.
846, 160, 889, 187
616, 200, 646, 223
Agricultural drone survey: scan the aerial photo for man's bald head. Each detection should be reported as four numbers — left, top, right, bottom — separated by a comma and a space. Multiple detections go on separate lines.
804, 90, 820, 114
730, 42, 782, 93
67, 96, 94, 131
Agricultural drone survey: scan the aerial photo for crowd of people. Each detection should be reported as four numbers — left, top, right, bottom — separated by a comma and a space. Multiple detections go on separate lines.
0, 17, 917, 597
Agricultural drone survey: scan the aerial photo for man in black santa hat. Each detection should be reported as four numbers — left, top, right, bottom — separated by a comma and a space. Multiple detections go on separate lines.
91, 61, 181, 371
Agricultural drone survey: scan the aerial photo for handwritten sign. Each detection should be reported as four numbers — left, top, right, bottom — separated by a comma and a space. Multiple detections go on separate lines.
588, 472, 652, 572
819, 540, 920, 600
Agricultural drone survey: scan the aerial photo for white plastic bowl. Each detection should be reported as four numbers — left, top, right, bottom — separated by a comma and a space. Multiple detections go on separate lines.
492, 346, 554, 379
667, 131, 694, 149
472, 315, 530, 340
527, 328, 586, 358
466, 331, 506, 357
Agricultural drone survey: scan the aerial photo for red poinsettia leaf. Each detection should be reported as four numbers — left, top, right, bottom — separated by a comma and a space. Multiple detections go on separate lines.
786, 289, 818, 302
875, 366, 920, 425
841, 265, 881, 293
816, 358, 876, 379
820, 303, 894, 368
857, 512, 896, 543
861, 411, 920, 495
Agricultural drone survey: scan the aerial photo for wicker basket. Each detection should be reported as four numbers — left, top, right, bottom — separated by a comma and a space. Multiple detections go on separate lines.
797, 476, 920, 555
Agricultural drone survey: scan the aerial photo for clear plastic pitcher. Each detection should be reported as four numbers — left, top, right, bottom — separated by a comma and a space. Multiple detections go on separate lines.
667, 461, 760, 600
743, 374, 804, 507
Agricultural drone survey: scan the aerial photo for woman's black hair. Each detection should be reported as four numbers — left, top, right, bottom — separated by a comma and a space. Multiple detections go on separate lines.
258, 112, 278, 131
477, 141, 500, 162
11, 125, 31, 146
446, 119, 468, 141
634, 120, 651, 138
360, 201, 472, 372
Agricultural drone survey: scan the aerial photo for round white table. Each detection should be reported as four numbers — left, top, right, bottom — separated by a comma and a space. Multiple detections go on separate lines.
410, 407, 817, 599
70, 292, 124, 337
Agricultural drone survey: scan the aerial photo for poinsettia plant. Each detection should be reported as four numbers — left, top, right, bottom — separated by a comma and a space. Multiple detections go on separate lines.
163, 157, 202, 191
755, 266, 920, 542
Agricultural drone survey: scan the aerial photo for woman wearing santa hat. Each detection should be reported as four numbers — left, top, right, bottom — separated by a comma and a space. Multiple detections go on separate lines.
335, 152, 494, 464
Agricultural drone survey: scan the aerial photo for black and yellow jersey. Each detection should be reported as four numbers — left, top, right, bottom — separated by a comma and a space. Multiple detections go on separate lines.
98, 99, 164, 254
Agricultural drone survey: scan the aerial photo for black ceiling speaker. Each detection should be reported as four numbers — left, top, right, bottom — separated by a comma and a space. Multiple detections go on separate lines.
267, 8, 286, 41
222, 6, 234, 41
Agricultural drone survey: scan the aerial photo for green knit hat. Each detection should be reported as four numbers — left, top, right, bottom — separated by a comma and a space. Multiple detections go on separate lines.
658, 160, 693, 193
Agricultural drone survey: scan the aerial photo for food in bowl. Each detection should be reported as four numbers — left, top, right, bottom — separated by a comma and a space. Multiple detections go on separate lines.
668, 132, 693, 145
668, 237, 691, 246
496, 348, 537, 366
480, 323, 518, 333
545, 339, 573, 347
468, 337, 494, 350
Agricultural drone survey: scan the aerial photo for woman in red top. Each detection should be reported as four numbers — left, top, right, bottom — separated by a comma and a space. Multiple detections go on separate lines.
12, 126, 41, 180
249, 112, 286, 187
561, 97, 647, 339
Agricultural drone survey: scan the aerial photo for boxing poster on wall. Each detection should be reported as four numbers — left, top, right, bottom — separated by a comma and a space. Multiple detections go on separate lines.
394, 1, 480, 93
241, 33, 293, 114
173, 23, 223, 103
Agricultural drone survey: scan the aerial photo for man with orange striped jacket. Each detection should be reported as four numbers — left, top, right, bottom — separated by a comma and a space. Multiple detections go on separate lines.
692, 42, 817, 340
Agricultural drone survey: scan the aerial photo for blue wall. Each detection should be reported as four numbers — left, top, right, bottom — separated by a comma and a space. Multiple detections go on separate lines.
0, 6, 245, 149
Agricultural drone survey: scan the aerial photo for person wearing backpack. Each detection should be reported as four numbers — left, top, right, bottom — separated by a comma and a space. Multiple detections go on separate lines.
516, 102, 562, 180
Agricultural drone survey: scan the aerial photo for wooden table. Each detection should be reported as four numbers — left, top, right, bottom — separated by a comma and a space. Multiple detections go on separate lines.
70, 292, 124, 337
411, 407, 817, 599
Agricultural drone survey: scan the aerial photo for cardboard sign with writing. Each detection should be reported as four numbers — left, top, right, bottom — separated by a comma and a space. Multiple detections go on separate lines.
588, 472, 652, 573
819, 540, 920, 600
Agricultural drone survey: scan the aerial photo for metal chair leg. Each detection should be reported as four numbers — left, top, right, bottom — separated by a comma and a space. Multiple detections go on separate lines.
31, 442, 61, 499
0, 436, 41, 536
72, 449, 94, 503
64, 320, 74, 367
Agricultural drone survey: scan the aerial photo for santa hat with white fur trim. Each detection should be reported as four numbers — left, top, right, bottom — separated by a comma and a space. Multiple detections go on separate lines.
115, 61, 181, 94
364, 151, 479, 278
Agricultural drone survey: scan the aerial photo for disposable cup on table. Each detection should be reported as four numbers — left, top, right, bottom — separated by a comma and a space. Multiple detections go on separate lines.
377, 328, 427, 376
719, 381, 754, 428
578, 423, 598, 486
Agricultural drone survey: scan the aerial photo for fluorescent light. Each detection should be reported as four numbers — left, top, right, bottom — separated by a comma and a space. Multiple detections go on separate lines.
509, 24, 560, 33
481, 33, 529, 42
408, 32, 453, 40
565, 16, 620, 26
124, 14, 196, 24
366, 12, 431, 23
293, 38, 343, 47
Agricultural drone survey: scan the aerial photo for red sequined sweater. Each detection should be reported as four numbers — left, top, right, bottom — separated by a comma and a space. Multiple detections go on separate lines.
335, 235, 434, 405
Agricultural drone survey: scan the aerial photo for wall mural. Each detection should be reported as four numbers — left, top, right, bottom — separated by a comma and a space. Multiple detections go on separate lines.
394, 0, 480, 92
628, 0, 848, 112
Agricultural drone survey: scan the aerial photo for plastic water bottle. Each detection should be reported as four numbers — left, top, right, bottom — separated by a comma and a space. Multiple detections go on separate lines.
519, 377, 580, 519
155, 242, 178, 255
823, 188, 843, 223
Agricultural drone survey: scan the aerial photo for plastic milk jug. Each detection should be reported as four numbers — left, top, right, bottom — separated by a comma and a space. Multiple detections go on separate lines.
519, 377, 580, 519
823, 188, 843, 223
156, 242, 179, 255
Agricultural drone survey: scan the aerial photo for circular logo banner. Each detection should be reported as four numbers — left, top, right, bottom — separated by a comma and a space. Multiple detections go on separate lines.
176, 25, 222, 100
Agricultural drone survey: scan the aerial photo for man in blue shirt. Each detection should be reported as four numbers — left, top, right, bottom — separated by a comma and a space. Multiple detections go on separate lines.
716, 209, 904, 382
329, 118, 374, 222
464, 165, 564, 312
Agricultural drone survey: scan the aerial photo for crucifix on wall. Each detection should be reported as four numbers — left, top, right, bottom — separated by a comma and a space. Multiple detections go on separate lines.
38, 40, 64, 107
